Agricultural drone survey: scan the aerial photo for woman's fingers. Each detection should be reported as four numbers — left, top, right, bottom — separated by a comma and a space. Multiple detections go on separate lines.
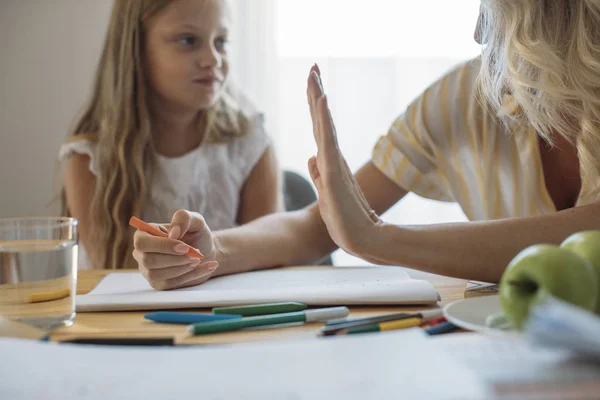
308, 155, 323, 193
340, 154, 372, 213
307, 66, 319, 140
308, 66, 327, 145
315, 95, 345, 185
317, 95, 339, 154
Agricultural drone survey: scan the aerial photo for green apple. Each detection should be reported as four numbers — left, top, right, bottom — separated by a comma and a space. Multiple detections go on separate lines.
560, 230, 600, 314
499, 244, 598, 330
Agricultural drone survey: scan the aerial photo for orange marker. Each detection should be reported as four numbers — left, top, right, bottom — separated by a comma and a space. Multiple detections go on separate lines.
129, 216, 204, 259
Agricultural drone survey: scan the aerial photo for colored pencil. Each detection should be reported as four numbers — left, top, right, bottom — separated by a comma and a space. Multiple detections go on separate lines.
129, 216, 203, 259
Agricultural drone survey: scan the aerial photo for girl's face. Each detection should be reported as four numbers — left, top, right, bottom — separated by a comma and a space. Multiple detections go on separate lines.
144, 0, 230, 112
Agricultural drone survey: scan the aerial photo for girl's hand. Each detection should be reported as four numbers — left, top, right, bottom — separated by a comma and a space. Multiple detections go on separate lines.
133, 210, 219, 290
306, 65, 382, 258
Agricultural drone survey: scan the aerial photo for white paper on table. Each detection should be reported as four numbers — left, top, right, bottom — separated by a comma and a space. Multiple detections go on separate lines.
0, 329, 487, 400
431, 332, 600, 399
76, 267, 440, 312
525, 295, 600, 361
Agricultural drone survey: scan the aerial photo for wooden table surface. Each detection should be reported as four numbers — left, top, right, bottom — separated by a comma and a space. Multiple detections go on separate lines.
49, 267, 471, 346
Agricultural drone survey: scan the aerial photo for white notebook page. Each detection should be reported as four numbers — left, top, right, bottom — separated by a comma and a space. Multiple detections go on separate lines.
76, 267, 440, 312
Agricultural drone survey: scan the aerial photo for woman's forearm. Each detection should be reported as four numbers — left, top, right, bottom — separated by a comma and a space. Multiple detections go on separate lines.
213, 205, 336, 276
363, 203, 600, 282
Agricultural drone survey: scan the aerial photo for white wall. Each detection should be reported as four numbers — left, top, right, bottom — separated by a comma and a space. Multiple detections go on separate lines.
0, 0, 112, 217
0, 0, 269, 218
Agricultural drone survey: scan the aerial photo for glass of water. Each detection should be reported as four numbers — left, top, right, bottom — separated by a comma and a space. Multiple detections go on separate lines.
0, 217, 78, 330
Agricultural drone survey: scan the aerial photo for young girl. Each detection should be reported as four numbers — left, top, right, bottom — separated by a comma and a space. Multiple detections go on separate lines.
60, 0, 282, 272
135, 0, 600, 290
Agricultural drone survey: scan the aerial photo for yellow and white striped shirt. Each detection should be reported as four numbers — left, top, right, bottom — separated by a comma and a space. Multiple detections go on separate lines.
371, 58, 595, 221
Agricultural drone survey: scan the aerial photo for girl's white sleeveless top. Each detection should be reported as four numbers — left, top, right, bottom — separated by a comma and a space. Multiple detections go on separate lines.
59, 115, 270, 269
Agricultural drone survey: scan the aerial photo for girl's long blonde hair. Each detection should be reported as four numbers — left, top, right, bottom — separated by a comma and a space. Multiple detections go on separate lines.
62, 0, 249, 269
478, 0, 600, 197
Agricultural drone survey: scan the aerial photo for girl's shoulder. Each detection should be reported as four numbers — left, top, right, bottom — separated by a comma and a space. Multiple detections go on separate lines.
209, 88, 266, 141
211, 92, 271, 180
222, 92, 269, 150
58, 133, 100, 176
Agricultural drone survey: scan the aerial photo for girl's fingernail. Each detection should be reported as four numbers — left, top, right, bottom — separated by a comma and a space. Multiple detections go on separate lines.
174, 243, 190, 254
169, 226, 181, 239
189, 259, 202, 267
202, 261, 218, 271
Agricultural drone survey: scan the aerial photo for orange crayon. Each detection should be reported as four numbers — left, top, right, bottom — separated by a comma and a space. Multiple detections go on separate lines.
129, 217, 204, 259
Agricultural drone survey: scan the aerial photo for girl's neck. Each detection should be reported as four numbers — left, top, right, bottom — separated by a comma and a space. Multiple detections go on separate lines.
150, 100, 207, 158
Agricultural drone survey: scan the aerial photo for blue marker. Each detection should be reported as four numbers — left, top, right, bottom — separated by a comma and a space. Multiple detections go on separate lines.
144, 312, 241, 325
424, 321, 459, 336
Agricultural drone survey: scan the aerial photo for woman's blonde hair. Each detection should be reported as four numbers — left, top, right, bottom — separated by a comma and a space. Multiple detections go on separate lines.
478, 0, 600, 196
62, 0, 250, 269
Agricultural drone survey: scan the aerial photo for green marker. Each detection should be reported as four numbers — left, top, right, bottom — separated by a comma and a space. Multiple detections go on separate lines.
212, 302, 307, 317
189, 307, 349, 335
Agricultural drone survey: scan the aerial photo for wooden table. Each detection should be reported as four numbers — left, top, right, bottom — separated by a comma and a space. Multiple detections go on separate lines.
49, 268, 470, 346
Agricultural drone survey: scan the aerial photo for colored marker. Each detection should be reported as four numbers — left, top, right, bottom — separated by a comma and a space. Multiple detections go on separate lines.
324, 312, 411, 328
320, 309, 443, 336
427, 317, 447, 326
212, 302, 307, 316
62, 338, 175, 346
425, 321, 459, 336
144, 312, 241, 325
189, 307, 349, 335
129, 216, 204, 259
345, 317, 423, 335
25, 288, 71, 303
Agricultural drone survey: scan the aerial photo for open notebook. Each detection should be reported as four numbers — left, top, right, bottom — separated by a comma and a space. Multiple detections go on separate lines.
76, 267, 440, 312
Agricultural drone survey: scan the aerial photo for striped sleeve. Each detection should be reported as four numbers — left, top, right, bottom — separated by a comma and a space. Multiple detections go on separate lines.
371, 69, 463, 202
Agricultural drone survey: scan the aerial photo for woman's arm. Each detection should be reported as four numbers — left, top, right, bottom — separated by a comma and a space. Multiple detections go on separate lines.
63, 154, 97, 266
363, 205, 600, 283
305, 64, 600, 284
237, 145, 284, 224
214, 161, 407, 274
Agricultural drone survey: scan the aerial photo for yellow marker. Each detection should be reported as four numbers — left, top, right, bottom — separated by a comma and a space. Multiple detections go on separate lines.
379, 317, 422, 331
347, 317, 422, 334
25, 288, 71, 304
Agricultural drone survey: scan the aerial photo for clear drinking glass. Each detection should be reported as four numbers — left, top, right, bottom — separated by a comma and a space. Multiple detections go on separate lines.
0, 217, 78, 330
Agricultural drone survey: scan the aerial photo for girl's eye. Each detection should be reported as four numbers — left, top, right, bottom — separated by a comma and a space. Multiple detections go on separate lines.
215, 37, 228, 51
177, 35, 197, 47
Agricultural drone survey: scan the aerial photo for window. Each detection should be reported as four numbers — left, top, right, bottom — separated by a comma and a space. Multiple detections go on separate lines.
232, 0, 482, 266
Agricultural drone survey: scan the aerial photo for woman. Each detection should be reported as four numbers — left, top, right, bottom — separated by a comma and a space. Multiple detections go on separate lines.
133, 0, 600, 290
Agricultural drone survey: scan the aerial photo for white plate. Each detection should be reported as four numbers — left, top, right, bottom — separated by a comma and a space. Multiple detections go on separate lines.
443, 295, 521, 338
